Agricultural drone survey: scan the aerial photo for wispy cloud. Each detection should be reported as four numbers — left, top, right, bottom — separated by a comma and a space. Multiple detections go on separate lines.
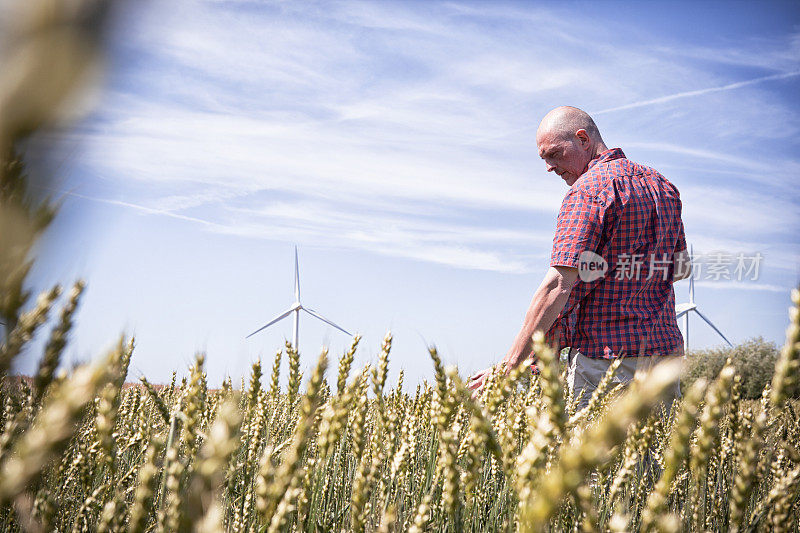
62, 189, 548, 272
595, 71, 800, 115
678, 235, 800, 274
651, 31, 800, 72
60, 190, 219, 227
680, 185, 800, 240
693, 281, 793, 294
68, 0, 800, 277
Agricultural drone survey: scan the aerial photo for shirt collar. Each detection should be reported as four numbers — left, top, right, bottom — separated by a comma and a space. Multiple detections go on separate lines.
586, 147, 626, 172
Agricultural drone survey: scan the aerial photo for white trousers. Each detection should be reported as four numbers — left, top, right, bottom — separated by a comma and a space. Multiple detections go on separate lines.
566, 350, 683, 413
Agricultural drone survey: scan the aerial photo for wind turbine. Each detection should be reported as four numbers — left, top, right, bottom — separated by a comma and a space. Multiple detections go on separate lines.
246, 247, 352, 350
675, 245, 733, 352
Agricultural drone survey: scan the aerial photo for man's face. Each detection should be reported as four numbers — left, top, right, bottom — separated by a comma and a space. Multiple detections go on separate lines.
536, 130, 591, 186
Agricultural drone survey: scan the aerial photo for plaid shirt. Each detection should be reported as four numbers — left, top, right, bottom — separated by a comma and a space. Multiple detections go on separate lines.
549, 148, 686, 358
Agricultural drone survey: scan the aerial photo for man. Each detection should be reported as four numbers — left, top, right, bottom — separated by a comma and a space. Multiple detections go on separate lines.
468, 106, 690, 410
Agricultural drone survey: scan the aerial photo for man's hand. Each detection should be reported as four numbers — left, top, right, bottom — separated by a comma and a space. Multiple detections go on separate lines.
467, 366, 495, 398
468, 359, 538, 399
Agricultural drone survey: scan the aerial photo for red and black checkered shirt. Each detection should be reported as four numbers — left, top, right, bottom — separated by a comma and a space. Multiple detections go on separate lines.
549, 148, 686, 358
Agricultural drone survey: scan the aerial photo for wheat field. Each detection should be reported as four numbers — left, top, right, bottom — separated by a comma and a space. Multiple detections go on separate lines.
0, 285, 798, 532
2, 3, 800, 530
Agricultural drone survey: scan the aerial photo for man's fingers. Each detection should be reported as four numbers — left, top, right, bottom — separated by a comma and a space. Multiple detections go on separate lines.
467, 374, 484, 391
469, 367, 491, 379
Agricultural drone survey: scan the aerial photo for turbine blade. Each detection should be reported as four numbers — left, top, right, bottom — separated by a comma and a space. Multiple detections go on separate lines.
694, 309, 734, 347
246, 307, 295, 338
675, 302, 695, 318
303, 307, 351, 336
294, 246, 300, 302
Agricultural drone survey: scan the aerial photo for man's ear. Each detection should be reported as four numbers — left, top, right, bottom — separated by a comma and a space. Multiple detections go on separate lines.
575, 129, 590, 148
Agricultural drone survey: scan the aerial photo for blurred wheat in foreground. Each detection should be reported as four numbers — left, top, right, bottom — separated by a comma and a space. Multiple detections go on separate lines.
0, 288, 796, 532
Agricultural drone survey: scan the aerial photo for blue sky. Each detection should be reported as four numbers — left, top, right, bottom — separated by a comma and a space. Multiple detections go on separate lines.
20, 0, 800, 386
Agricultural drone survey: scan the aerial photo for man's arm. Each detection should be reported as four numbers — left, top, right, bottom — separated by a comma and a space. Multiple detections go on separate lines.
673, 249, 692, 282
501, 265, 578, 369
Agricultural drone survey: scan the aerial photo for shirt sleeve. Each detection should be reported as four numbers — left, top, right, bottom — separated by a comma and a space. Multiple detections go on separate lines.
550, 189, 607, 268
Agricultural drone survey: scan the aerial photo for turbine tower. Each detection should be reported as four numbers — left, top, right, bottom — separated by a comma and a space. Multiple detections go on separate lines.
675, 245, 732, 352
247, 247, 351, 350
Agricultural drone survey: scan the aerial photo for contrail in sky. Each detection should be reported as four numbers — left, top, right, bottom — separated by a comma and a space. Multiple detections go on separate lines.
55, 189, 217, 227
595, 70, 800, 115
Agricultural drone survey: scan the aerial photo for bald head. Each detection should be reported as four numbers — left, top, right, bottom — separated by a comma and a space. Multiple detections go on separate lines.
537, 106, 603, 145
535, 106, 608, 186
